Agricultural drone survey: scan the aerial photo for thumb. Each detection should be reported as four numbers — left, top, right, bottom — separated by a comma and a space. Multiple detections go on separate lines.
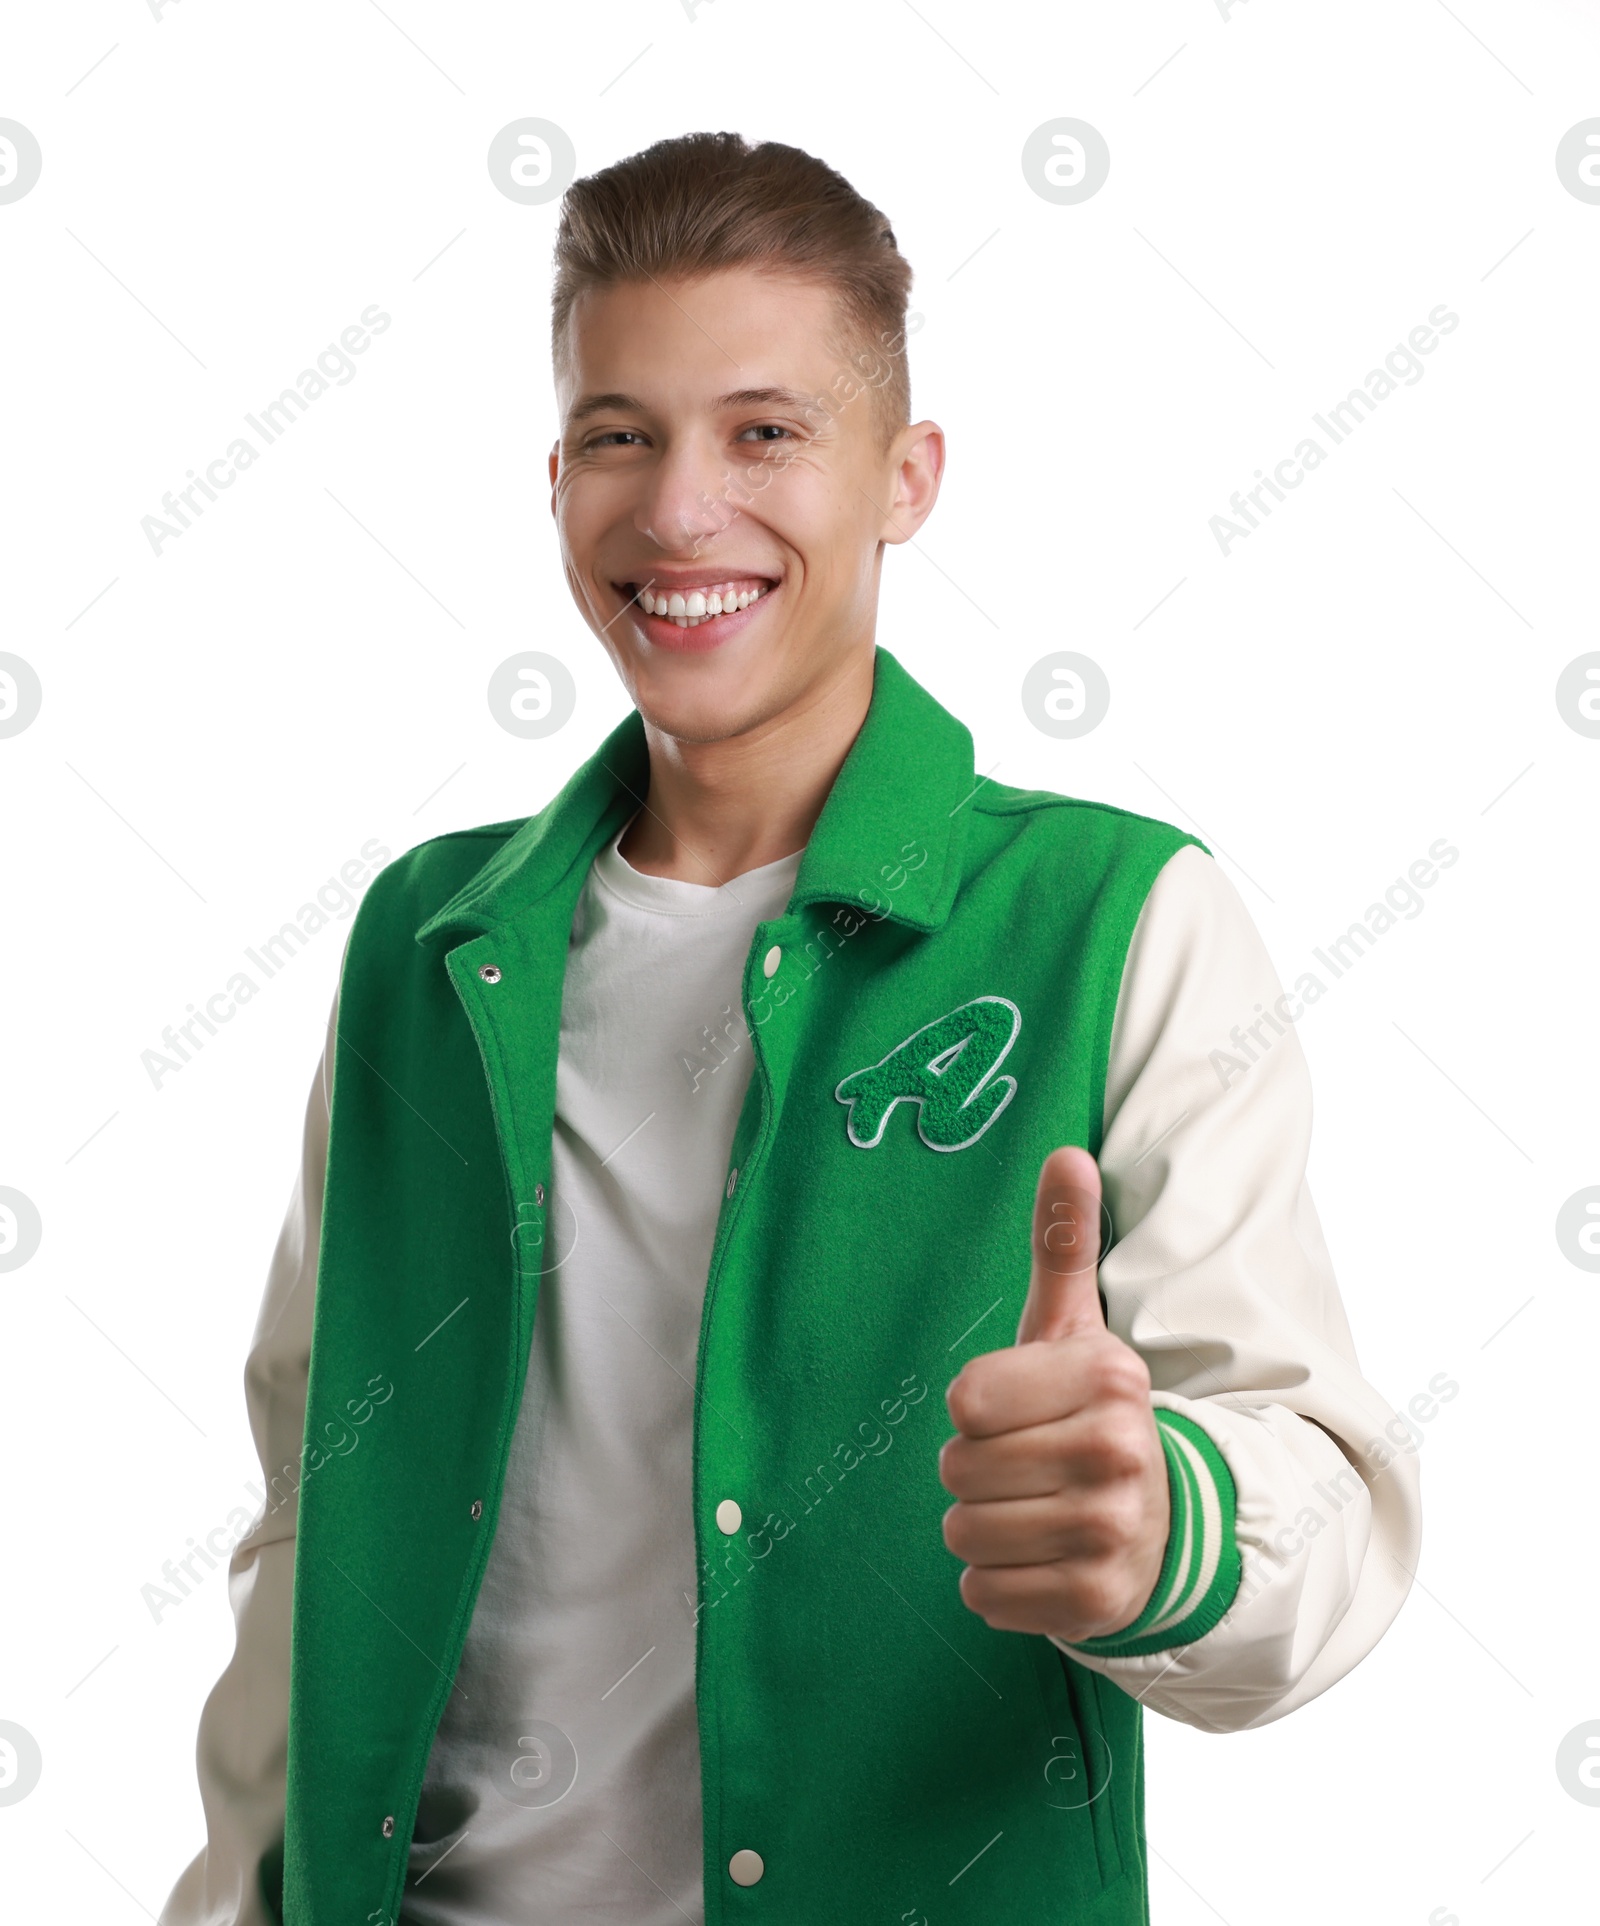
1016, 1145, 1104, 1345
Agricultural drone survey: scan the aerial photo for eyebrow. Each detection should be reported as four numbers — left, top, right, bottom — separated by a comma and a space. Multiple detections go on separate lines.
565, 385, 818, 427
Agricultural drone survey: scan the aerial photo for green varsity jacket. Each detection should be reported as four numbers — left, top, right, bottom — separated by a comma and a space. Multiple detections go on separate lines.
272, 644, 1242, 1924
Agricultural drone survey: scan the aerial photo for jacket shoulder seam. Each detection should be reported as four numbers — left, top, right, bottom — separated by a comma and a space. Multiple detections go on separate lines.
973, 790, 1208, 840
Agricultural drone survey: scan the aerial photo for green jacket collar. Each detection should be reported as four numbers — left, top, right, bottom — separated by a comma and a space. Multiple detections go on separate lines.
413, 645, 976, 946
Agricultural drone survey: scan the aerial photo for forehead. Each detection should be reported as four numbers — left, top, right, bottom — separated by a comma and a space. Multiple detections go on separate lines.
557, 267, 854, 410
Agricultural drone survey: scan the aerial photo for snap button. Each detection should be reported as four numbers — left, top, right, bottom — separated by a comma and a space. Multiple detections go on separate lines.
728, 1848, 764, 1886
725, 1168, 738, 1198
381, 1815, 395, 1838
470, 1499, 483, 1521
478, 963, 502, 984
762, 944, 781, 979
715, 1498, 742, 1535
534, 1182, 545, 1206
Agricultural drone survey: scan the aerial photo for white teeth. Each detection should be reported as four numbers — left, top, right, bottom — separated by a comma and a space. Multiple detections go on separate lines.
636, 581, 769, 621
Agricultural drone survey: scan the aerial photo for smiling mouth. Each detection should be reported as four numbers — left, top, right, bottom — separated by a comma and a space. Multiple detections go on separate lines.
617, 576, 778, 629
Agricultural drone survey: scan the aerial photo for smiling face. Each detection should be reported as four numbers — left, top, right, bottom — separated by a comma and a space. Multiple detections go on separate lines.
550, 268, 942, 746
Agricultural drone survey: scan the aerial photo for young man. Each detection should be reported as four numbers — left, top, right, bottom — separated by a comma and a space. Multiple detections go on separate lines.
164, 133, 1421, 1926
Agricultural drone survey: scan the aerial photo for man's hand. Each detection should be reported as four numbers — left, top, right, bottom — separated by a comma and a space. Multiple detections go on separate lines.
939, 1145, 1170, 1641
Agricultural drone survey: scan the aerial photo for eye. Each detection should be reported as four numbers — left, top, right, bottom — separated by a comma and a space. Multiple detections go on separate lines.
582, 429, 649, 450
738, 423, 795, 444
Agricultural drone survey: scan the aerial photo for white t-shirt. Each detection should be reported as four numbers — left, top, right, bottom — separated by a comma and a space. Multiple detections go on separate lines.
402, 823, 804, 1922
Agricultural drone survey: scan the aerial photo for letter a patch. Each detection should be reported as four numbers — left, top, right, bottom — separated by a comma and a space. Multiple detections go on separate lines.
834, 996, 1020, 1151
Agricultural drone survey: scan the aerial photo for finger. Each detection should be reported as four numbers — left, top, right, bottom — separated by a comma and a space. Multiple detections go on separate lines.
943, 1490, 1128, 1569
946, 1330, 1147, 1440
941, 1421, 1071, 1502
957, 1560, 1128, 1641
1016, 1145, 1104, 1345
939, 1404, 1149, 1502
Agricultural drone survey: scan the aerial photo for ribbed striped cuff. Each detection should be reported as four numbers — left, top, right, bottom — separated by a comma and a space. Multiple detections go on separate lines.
1063, 1406, 1242, 1659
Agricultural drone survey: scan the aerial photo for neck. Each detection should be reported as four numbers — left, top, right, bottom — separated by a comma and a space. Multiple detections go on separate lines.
618, 649, 875, 885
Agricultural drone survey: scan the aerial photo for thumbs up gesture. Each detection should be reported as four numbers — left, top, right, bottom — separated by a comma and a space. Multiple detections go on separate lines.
939, 1146, 1170, 1641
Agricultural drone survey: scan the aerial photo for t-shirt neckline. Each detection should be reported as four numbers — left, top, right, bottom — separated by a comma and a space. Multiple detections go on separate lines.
591, 819, 804, 918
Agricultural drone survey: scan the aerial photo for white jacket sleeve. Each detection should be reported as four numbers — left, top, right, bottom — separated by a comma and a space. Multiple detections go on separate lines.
1051, 844, 1422, 1731
159, 993, 336, 1925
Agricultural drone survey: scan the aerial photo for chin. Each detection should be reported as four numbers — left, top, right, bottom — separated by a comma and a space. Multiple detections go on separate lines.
630, 683, 773, 747
606, 608, 866, 746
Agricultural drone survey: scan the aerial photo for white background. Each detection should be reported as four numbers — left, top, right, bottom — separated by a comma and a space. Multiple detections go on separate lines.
2, 1, 1597, 1921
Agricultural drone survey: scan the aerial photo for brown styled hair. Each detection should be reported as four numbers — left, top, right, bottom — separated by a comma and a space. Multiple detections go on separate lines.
551, 131, 915, 448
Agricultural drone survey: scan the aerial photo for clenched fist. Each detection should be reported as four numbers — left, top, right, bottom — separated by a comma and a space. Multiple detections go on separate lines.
939, 1145, 1170, 1642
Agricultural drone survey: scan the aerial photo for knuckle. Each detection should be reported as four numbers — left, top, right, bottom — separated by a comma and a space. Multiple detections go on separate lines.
1090, 1340, 1149, 1402
1088, 1488, 1144, 1553
1105, 1419, 1151, 1479
1117, 1348, 1152, 1398
1077, 1418, 1144, 1484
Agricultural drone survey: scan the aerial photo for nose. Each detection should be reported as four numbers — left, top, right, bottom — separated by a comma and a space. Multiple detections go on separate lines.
635, 435, 741, 555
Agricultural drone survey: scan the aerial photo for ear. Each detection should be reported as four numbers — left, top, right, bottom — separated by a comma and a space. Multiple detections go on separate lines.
877, 420, 945, 547
548, 439, 560, 517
